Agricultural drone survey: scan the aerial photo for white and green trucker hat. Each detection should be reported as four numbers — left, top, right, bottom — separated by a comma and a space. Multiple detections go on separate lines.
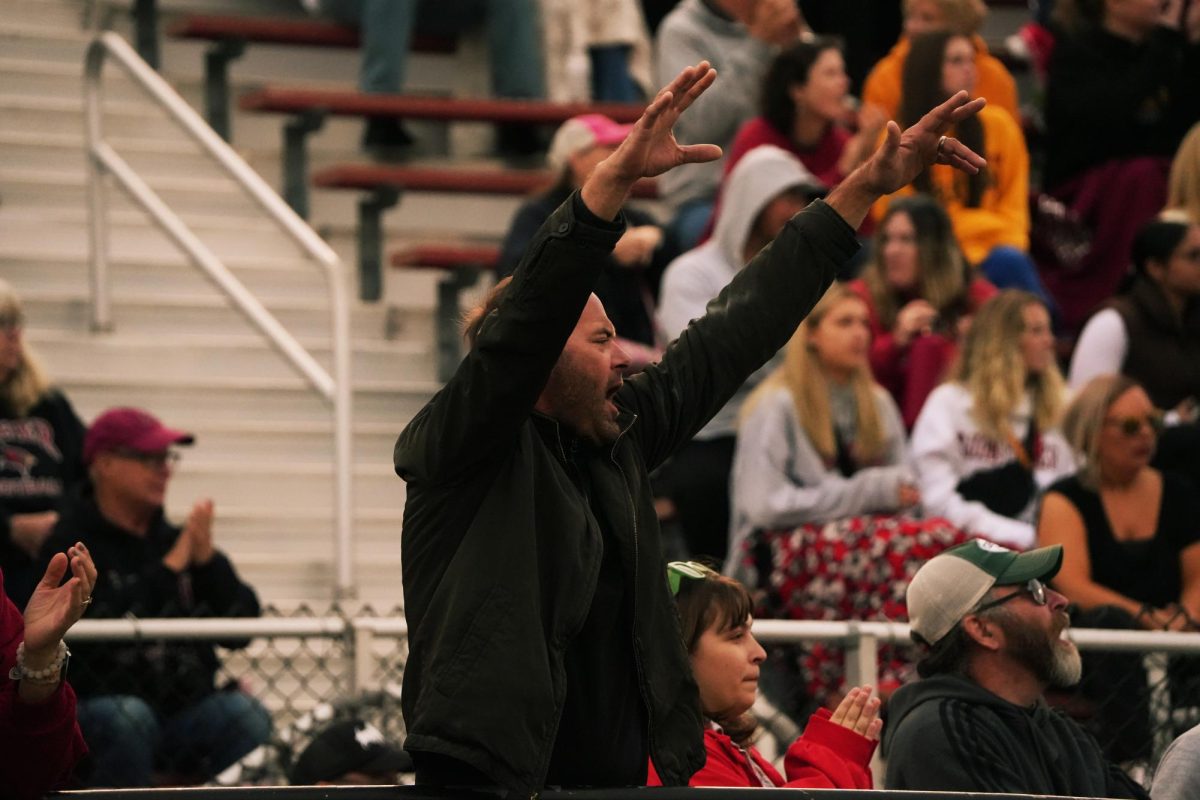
907, 540, 1064, 645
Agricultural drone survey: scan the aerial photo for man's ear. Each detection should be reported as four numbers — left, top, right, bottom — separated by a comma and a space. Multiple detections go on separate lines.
960, 613, 1003, 652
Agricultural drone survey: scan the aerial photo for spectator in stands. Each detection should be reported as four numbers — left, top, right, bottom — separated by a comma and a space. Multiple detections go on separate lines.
849, 195, 997, 428
1154, 724, 1200, 800
498, 114, 670, 361
725, 39, 884, 192
727, 284, 966, 704
877, 31, 1049, 305
655, 0, 809, 250
1, 542, 93, 799
1037, 374, 1200, 761
308, 0, 545, 155
36, 407, 270, 788
646, 561, 878, 788
290, 718, 412, 785
862, 0, 1019, 124
911, 290, 1075, 549
883, 539, 1148, 798
1041, 0, 1200, 332
1069, 216, 1200, 416
0, 279, 87, 608
539, 0, 652, 102
392, 59, 986, 793
1167, 121, 1200, 224
656, 145, 826, 561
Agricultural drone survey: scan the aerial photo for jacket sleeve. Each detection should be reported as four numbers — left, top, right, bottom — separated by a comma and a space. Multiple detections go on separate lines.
910, 388, 1036, 549
0, 573, 86, 800
622, 200, 857, 469
394, 193, 624, 484
732, 389, 908, 530
782, 709, 876, 789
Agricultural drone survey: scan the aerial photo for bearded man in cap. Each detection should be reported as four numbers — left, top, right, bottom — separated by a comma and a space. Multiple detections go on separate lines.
883, 539, 1148, 798
31, 407, 270, 788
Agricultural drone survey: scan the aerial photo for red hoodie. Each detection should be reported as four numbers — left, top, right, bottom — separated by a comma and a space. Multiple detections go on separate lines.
0, 568, 87, 799
648, 708, 876, 788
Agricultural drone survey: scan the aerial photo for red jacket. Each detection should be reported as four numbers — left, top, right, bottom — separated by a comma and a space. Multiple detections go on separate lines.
648, 708, 876, 788
0, 569, 87, 799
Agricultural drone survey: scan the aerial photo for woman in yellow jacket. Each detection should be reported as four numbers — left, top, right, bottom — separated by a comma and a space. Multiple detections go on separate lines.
873, 31, 1052, 309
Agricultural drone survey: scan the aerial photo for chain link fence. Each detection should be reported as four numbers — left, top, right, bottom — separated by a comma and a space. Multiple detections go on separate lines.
61, 609, 1200, 790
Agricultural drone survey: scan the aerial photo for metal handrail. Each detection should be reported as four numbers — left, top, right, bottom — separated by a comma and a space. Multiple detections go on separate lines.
83, 31, 356, 598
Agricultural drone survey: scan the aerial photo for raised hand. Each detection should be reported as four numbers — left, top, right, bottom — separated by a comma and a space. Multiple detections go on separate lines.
23, 541, 96, 659
863, 91, 987, 197
186, 498, 215, 566
829, 685, 884, 741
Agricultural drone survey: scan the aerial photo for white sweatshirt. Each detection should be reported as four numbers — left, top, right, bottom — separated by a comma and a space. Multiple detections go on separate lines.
910, 383, 1076, 549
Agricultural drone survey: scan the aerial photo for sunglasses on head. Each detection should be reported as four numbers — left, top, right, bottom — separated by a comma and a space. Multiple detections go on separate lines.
973, 578, 1048, 613
1104, 411, 1164, 437
667, 560, 717, 596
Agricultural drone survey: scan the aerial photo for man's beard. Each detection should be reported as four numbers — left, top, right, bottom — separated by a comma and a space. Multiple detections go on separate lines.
542, 353, 621, 445
999, 610, 1083, 688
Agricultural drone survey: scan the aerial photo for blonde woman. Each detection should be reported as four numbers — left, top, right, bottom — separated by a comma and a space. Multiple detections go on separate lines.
911, 290, 1075, 549
729, 285, 966, 703
1167, 122, 1200, 224
0, 280, 86, 604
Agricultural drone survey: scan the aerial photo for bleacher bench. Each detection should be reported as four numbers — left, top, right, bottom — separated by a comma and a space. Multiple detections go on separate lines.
310, 163, 658, 302
165, 14, 458, 140
392, 243, 500, 381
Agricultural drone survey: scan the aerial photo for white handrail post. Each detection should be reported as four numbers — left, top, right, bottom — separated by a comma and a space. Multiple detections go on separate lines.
351, 619, 376, 697
330, 282, 356, 601
84, 39, 113, 333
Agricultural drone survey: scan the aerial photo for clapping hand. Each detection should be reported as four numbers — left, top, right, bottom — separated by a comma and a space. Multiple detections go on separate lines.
830, 685, 883, 741
23, 541, 96, 659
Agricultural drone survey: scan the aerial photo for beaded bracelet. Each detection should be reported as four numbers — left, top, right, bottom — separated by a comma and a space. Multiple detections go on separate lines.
8, 641, 69, 685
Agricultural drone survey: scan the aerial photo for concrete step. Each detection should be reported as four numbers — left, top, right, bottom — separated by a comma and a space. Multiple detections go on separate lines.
169, 418, 400, 463
59, 371, 438, 426
25, 328, 433, 384
0, 22, 90, 65
169, 457, 403, 510
1, 0, 90, 30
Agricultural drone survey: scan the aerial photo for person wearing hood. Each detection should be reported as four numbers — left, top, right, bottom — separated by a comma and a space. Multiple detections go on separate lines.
655, 145, 827, 561
883, 540, 1148, 798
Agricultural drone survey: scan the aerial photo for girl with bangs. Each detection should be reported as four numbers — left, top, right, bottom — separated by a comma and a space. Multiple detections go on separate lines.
849, 195, 997, 428
727, 285, 966, 705
646, 562, 879, 788
911, 290, 1076, 551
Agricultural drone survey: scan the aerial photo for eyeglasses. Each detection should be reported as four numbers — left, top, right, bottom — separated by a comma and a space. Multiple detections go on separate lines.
111, 448, 181, 469
973, 578, 1048, 614
667, 560, 717, 596
1104, 411, 1164, 437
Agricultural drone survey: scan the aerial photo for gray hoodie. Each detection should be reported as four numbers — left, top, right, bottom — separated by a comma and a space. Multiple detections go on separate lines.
657, 145, 826, 441
654, 0, 778, 212
884, 673, 1147, 798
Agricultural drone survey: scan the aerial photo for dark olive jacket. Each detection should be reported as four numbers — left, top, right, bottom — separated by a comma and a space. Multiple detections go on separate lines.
393, 192, 855, 793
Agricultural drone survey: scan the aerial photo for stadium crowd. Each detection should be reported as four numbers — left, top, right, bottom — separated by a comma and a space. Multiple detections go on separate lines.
2, 0, 1199, 795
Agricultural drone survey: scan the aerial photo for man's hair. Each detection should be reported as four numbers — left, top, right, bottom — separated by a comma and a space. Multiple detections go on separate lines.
460, 276, 513, 349
916, 597, 1013, 677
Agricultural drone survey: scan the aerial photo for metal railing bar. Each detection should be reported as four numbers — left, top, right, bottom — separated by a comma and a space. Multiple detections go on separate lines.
83, 30, 357, 598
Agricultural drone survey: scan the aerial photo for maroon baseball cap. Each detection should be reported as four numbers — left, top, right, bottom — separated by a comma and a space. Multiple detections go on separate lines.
83, 407, 195, 465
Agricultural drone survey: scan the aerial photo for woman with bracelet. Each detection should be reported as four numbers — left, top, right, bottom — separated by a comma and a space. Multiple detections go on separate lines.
1, 540, 95, 798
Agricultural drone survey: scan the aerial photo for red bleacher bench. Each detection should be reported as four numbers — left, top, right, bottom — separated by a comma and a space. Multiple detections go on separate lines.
391, 243, 501, 382
165, 14, 458, 141
311, 164, 658, 199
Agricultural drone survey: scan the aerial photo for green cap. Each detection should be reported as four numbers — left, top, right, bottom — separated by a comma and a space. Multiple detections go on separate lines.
907, 540, 1064, 645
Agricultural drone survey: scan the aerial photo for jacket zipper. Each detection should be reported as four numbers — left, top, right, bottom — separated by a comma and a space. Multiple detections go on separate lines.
609, 419, 657, 775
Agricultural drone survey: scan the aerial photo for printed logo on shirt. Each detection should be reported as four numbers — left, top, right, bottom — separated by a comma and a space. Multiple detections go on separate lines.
0, 418, 63, 460
956, 432, 1061, 470
0, 444, 37, 478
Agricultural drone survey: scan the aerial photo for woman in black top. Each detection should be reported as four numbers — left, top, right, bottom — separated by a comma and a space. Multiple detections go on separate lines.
0, 280, 87, 605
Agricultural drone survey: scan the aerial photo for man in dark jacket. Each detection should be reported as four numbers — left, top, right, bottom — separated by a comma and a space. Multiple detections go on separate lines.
37, 407, 270, 787
884, 540, 1148, 798
394, 60, 987, 793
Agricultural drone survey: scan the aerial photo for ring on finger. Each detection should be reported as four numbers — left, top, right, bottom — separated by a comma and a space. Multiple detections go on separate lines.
937, 135, 948, 157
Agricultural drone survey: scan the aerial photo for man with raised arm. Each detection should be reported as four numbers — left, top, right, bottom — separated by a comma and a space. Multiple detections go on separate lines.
393, 61, 985, 793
